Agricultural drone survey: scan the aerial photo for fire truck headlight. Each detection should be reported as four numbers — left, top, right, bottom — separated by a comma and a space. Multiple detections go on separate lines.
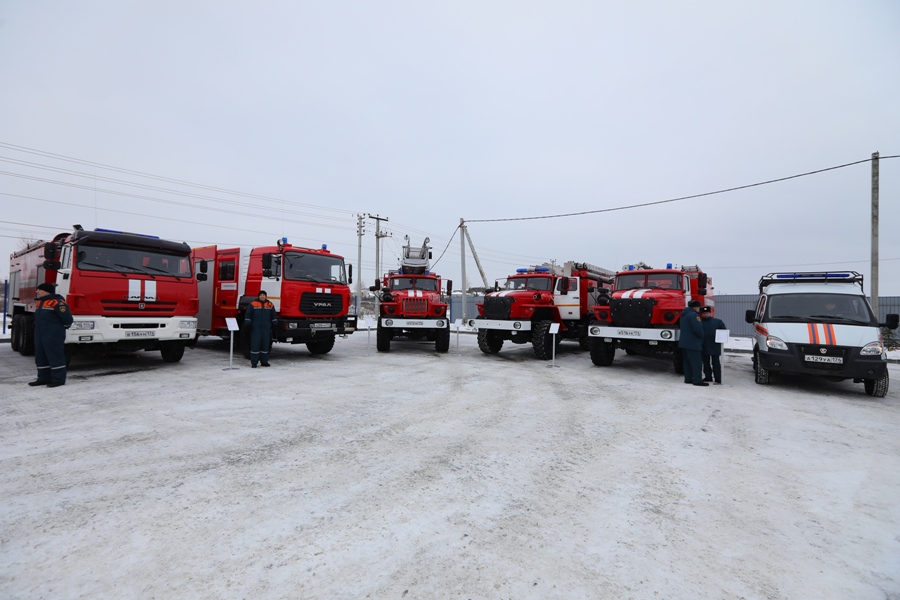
513, 322, 522, 330
590, 326, 600, 335
71, 321, 95, 330
860, 341, 884, 356
660, 330, 673, 340
287, 322, 299, 329
766, 336, 788, 350
179, 320, 197, 329
436, 320, 445, 328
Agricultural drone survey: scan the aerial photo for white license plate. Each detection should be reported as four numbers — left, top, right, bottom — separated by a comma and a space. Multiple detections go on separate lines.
310, 323, 333, 329
805, 355, 842, 364
125, 331, 156, 337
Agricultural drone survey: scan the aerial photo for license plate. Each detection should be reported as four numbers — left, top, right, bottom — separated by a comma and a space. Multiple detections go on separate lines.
310, 323, 333, 329
805, 355, 842, 364
125, 331, 156, 337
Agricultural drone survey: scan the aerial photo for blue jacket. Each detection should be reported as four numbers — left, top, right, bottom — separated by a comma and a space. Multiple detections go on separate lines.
245, 299, 277, 330
701, 316, 727, 355
678, 307, 704, 351
35, 293, 74, 340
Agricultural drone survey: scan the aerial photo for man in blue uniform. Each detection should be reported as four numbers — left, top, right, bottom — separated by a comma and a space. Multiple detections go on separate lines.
245, 290, 277, 368
700, 306, 727, 384
679, 300, 707, 386
29, 283, 73, 388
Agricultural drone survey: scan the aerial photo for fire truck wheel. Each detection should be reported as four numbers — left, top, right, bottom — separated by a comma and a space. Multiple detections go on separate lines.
240, 324, 253, 359
672, 349, 684, 375
307, 334, 336, 355
864, 370, 889, 397
435, 327, 450, 353
753, 350, 770, 385
477, 329, 503, 354
376, 324, 391, 352
589, 338, 615, 366
531, 320, 554, 360
64, 345, 78, 368
160, 341, 186, 363
20, 315, 35, 356
625, 348, 638, 356
578, 335, 590, 350
10, 315, 22, 352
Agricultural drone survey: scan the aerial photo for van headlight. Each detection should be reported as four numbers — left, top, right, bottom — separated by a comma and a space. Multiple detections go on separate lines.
860, 341, 884, 356
71, 321, 95, 330
179, 320, 197, 329
766, 336, 788, 350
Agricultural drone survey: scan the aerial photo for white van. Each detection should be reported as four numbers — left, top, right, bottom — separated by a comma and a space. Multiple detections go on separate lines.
745, 272, 898, 397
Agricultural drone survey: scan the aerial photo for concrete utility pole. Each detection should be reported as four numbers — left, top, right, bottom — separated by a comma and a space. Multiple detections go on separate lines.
356, 214, 365, 315
368, 215, 390, 312
460, 218, 468, 321
463, 226, 490, 289
871, 152, 880, 319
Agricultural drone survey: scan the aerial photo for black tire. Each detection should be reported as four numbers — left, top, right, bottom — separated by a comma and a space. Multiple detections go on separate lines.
160, 341, 186, 363
589, 337, 615, 366
435, 327, 450, 353
307, 334, 335, 355
531, 320, 554, 360
477, 329, 503, 354
672, 348, 684, 375
376, 323, 391, 352
578, 335, 590, 350
625, 348, 638, 356
240, 324, 252, 359
754, 350, 770, 385
20, 315, 35, 356
11, 314, 21, 352
64, 345, 78, 368
864, 369, 889, 397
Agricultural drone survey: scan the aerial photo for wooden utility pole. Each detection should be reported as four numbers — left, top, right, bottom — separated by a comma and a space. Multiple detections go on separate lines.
460, 218, 467, 321
871, 152, 880, 319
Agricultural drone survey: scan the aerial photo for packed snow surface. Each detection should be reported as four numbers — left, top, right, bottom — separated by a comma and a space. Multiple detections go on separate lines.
1, 331, 899, 599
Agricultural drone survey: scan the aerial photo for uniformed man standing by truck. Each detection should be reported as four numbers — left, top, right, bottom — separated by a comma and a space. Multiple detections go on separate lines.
245, 290, 277, 368
679, 300, 708, 386
28, 283, 73, 387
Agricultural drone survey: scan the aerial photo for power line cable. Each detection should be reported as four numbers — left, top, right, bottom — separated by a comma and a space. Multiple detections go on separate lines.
430, 226, 461, 271
467, 155, 900, 223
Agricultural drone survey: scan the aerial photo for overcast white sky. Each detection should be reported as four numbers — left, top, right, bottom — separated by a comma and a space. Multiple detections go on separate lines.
1, 1, 898, 295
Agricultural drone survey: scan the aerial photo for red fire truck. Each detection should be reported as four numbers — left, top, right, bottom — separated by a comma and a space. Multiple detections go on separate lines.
371, 238, 452, 353
8, 226, 198, 362
191, 238, 356, 356
468, 261, 615, 360
587, 263, 713, 373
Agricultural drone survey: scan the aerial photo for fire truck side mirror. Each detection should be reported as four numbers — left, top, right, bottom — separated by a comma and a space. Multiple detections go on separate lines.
196, 273, 208, 282
697, 289, 707, 296
348, 264, 353, 284
587, 286, 596, 293
446, 280, 453, 295
199, 260, 208, 274
559, 277, 570, 295
43, 260, 61, 271
43, 243, 58, 259
373, 279, 381, 291
745, 309, 756, 324
698, 272, 708, 290
262, 253, 273, 270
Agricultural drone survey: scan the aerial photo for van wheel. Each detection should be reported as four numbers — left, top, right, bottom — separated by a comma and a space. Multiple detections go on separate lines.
864, 370, 889, 397
20, 315, 35, 356
477, 329, 503, 354
11, 315, 22, 352
589, 338, 615, 366
160, 341, 186, 363
754, 350, 770, 385
672, 348, 684, 375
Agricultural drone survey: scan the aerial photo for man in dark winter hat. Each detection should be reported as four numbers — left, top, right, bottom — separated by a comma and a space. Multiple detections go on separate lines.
700, 306, 727, 384
29, 283, 73, 387
678, 300, 707, 386
245, 290, 277, 368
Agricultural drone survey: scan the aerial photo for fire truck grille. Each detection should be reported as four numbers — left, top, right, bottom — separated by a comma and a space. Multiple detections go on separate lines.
483, 296, 514, 320
100, 300, 179, 314
300, 293, 343, 316
401, 297, 429, 315
609, 297, 658, 328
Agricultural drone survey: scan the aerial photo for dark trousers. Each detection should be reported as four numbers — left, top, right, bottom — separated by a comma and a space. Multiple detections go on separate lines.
682, 349, 703, 384
250, 325, 271, 366
35, 332, 67, 384
702, 353, 722, 382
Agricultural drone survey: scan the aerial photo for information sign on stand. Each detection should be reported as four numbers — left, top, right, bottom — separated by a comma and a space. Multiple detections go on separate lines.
548, 322, 561, 368
224, 318, 240, 371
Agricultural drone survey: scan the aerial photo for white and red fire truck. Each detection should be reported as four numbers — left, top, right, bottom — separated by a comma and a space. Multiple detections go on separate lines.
467, 261, 615, 360
370, 237, 452, 353
587, 263, 713, 373
191, 238, 356, 356
8, 226, 199, 362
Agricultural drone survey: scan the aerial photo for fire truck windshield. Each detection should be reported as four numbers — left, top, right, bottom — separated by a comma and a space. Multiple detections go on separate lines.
283, 252, 346, 284
76, 244, 192, 278
616, 273, 681, 291
390, 277, 437, 291
504, 276, 552, 291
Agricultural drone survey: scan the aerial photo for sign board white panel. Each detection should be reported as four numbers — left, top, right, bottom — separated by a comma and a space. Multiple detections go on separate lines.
549, 323, 560, 334
715, 330, 730, 343
225, 317, 240, 331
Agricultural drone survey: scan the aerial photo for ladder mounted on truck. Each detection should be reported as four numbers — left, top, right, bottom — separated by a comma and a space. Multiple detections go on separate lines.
399, 236, 431, 274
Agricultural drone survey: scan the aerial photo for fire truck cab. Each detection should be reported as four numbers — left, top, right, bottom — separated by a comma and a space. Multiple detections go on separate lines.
8, 227, 198, 363
192, 238, 356, 356
587, 263, 712, 373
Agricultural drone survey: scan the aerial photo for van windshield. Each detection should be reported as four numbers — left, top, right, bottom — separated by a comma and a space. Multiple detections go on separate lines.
765, 293, 876, 325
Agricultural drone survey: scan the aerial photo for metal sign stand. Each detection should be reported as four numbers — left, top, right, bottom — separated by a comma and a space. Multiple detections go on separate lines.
365, 317, 374, 355
224, 317, 240, 371
453, 319, 463, 356
548, 322, 560, 369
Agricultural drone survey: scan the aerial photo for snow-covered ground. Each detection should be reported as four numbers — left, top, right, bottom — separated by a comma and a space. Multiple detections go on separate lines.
2, 332, 899, 599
